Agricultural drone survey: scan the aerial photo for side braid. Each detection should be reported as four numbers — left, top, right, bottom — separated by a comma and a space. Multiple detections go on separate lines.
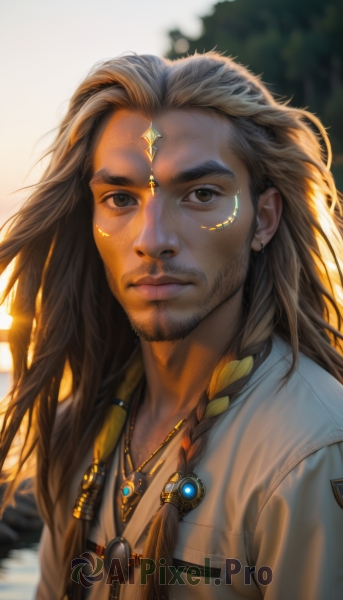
141, 341, 267, 600
178, 392, 209, 474
141, 393, 208, 600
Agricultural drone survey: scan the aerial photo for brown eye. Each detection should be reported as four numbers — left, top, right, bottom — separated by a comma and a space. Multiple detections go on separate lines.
194, 189, 214, 202
107, 193, 134, 207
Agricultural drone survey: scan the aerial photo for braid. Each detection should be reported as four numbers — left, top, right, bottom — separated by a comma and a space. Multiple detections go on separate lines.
178, 392, 208, 474
141, 336, 269, 600
62, 520, 89, 599
141, 393, 208, 600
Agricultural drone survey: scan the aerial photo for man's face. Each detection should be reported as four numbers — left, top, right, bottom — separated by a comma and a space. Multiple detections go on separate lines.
90, 108, 255, 342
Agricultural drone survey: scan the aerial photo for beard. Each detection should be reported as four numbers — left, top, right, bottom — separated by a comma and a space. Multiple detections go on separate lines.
105, 243, 249, 343
128, 306, 205, 342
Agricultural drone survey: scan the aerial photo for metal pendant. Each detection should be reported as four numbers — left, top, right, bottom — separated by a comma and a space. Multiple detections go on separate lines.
119, 471, 147, 523
73, 459, 106, 521
104, 536, 131, 574
160, 471, 206, 519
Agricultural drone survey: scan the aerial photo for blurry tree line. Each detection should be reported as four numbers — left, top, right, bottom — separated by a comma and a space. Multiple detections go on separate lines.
166, 0, 343, 188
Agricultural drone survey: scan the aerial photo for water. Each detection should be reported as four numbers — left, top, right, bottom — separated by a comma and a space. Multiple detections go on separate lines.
0, 537, 40, 600
0, 372, 41, 600
0, 371, 11, 397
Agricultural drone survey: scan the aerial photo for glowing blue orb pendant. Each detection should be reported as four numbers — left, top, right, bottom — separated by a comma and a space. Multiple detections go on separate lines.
160, 472, 205, 518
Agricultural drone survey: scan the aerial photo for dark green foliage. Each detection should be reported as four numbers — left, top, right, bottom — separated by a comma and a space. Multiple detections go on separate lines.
166, 0, 343, 187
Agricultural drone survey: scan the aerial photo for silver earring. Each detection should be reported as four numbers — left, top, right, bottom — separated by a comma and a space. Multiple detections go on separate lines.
260, 241, 265, 254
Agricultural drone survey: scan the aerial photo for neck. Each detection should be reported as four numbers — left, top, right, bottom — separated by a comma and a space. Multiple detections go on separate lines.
140, 291, 243, 421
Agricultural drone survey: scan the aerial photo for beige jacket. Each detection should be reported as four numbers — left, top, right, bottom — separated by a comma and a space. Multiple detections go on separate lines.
36, 336, 343, 600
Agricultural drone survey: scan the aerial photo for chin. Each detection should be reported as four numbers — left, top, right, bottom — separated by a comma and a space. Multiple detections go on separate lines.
128, 311, 203, 342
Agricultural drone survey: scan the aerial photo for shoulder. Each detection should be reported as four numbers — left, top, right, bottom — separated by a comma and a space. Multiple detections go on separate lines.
269, 334, 343, 433
209, 335, 343, 503
197, 337, 343, 560
240, 335, 343, 491
213, 335, 343, 448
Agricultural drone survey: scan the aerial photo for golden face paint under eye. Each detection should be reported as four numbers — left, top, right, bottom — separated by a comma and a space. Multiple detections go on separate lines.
95, 224, 110, 237
200, 192, 240, 231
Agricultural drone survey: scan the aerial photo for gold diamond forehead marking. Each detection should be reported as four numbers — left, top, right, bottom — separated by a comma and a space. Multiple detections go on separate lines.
141, 123, 162, 163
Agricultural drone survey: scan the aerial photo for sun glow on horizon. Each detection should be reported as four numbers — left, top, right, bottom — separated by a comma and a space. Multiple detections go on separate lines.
0, 311, 13, 330
0, 264, 14, 372
0, 263, 13, 330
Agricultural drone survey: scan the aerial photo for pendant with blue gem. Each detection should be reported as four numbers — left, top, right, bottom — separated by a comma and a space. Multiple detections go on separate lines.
119, 471, 147, 523
161, 471, 205, 518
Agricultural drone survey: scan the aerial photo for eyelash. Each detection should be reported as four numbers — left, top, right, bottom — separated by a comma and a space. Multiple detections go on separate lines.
102, 193, 136, 209
101, 186, 222, 210
185, 187, 221, 203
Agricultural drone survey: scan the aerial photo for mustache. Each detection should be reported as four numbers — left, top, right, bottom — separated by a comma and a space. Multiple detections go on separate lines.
122, 263, 208, 286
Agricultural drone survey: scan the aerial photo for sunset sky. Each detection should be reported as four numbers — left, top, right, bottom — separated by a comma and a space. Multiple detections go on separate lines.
0, 0, 215, 224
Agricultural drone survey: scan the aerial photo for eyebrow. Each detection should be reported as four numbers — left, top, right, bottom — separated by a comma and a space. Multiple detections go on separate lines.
89, 170, 135, 187
89, 160, 236, 188
169, 161, 236, 185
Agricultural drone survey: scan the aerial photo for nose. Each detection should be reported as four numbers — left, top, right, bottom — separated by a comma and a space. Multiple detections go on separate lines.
133, 195, 180, 259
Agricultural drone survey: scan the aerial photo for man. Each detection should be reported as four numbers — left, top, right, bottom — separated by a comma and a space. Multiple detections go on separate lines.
0, 53, 342, 600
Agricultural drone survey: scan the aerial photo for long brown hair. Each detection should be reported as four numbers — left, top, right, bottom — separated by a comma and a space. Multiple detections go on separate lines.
1, 53, 343, 599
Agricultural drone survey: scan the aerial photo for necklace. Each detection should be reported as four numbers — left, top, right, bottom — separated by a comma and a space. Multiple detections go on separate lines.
119, 392, 186, 523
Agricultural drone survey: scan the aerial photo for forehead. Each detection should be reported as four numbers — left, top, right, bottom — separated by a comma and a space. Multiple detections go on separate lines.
92, 108, 244, 177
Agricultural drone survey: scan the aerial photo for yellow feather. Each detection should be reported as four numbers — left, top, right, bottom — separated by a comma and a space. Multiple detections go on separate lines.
94, 349, 144, 462
204, 396, 229, 418
209, 356, 253, 399
94, 405, 128, 462
94, 352, 253, 460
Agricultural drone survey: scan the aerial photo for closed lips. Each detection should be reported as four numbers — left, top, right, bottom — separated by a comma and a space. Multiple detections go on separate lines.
132, 276, 189, 286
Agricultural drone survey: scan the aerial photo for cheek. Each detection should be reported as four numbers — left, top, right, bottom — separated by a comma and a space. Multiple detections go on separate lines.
194, 224, 248, 273
190, 194, 254, 268
93, 228, 124, 285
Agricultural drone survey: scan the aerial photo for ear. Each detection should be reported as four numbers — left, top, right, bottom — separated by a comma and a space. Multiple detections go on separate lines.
250, 187, 282, 252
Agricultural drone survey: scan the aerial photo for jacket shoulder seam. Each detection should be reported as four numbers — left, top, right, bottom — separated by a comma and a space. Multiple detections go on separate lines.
249, 432, 343, 559
292, 367, 342, 428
